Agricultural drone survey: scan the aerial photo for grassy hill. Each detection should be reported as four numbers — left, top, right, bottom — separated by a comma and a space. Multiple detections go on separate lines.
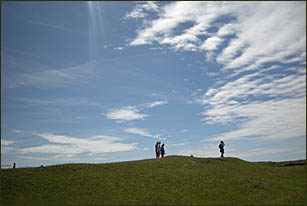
1, 156, 306, 205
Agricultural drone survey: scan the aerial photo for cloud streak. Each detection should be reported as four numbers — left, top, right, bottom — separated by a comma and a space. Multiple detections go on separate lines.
124, 128, 164, 139
19, 133, 137, 155
26, 20, 80, 33
1, 139, 16, 154
105, 106, 148, 122
2, 54, 101, 89
143, 100, 168, 108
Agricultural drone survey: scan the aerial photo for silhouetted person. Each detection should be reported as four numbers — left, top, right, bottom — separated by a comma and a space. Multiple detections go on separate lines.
155, 142, 161, 159
219, 141, 225, 157
13, 162, 16, 169
161, 144, 165, 158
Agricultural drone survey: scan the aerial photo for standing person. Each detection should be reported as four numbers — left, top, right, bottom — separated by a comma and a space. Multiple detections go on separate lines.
219, 141, 225, 157
155, 142, 161, 159
161, 144, 165, 158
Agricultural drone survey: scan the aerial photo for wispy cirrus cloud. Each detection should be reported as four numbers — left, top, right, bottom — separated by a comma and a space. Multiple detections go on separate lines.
2, 54, 101, 89
11, 130, 24, 134
124, 127, 164, 139
1, 139, 16, 154
143, 100, 168, 108
10, 97, 101, 107
167, 142, 188, 148
26, 19, 80, 33
16, 153, 100, 163
19, 133, 137, 155
105, 106, 148, 123
233, 147, 304, 160
1, 139, 15, 146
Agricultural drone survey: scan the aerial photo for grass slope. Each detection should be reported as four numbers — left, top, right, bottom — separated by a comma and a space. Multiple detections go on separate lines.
1, 156, 306, 205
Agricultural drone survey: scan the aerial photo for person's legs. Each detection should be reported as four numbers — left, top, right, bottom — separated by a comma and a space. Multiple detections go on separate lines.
220, 149, 223, 157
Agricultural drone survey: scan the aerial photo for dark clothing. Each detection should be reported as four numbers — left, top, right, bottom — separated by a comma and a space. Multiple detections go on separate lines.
161, 146, 165, 157
155, 143, 161, 159
219, 142, 225, 157
220, 148, 224, 155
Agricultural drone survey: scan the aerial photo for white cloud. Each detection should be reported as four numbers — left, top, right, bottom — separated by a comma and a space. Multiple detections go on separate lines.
128, 2, 305, 71
1, 139, 15, 146
125, 128, 151, 137
1, 146, 16, 154
105, 106, 147, 122
105, 100, 168, 123
11, 130, 24, 134
126, 2, 160, 19
126, 7, 147, 19
1, 139, 16, 154
129, 2, 209, 46
114, 46, 124, 51
200, 65, 306, 142
144, 100, 168, 108
201, 36, 223, 51
204, 88, 218, 96
124, 128, 164, 139
19, 133, 137, 154
217, 23, 237, 37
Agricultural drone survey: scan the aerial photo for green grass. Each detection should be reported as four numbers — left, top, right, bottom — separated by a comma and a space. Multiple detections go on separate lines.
1, 156, 306, 205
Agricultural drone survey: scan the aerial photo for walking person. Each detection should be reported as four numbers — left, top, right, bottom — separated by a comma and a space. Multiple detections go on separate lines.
161, 144, 165, 158
155, 142, 161, 159
219, 141, 225, 157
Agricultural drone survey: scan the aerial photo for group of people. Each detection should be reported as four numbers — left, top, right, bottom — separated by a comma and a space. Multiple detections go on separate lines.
155, 141, 165, 159
154, 140, 225, 159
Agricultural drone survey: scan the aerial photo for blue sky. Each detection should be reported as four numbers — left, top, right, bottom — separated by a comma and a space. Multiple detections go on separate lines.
1, 1, 306, 168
